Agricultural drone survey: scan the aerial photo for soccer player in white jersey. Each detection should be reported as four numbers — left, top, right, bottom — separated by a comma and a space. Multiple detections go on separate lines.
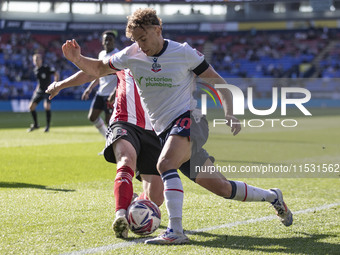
81, 31, 119, 138
50, 8, 293, 245
46, 69, 164, 239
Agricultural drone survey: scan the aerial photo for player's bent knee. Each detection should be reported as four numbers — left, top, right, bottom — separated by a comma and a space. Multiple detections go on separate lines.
156, 159, 169, 173
116, 156, 135, 170
157, 158, 180, 173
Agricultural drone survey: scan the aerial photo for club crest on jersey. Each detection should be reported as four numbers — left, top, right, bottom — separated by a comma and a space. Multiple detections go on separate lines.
116, 128, 127, 136
151, 58, 161, 73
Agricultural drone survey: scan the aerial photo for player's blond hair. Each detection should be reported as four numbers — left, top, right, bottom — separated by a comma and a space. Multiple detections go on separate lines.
126, 8, 162, 40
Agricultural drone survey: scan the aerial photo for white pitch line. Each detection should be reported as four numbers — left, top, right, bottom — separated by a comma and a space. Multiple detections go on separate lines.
61, 202, 340, 255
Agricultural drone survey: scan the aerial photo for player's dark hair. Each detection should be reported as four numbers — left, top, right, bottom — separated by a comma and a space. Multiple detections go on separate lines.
102, 30, 117, 38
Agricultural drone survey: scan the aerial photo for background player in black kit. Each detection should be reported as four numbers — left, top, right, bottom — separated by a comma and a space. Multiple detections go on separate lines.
28, 53, 59, 132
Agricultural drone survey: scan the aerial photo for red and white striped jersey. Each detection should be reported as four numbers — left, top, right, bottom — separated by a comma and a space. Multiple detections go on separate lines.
110, 69, 153, 130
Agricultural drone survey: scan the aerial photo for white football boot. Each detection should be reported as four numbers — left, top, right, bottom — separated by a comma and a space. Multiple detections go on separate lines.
270, 188, 293, 226
145, 228, 189, 245
112, 193, 139, 238
112, 210, 129, 238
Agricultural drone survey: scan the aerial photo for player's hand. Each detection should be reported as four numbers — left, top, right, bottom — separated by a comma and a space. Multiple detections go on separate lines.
62, 39, 81, 63
45, 82, 62, 100
225, 115, 241, 136
81, 89, 90, 100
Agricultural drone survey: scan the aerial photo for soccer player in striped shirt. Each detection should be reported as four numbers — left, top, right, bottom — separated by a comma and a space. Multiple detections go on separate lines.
47, 69, 164, 239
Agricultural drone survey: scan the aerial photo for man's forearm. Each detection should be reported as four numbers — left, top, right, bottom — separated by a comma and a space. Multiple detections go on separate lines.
59, 71, 97, 89
199, 65, 234, 116
217, 88, 234, 117
72, 55, 107, 78
86, 79, 100, 91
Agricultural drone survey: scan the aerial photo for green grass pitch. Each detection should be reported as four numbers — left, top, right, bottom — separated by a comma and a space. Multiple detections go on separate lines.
0, 110, 339, 255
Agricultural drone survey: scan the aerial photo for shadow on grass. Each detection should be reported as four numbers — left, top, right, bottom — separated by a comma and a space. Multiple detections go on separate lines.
0, 182, 75, 192
186, 231, 339, 254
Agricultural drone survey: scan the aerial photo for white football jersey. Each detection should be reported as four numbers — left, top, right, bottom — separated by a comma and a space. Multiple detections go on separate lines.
109, 40, 204, 134
97, 48, 119, 96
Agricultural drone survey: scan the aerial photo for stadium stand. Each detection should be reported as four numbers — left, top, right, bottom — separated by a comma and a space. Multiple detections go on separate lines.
1, 1, 340, 103
1, 28, 339, 100
0, 32, 108, 100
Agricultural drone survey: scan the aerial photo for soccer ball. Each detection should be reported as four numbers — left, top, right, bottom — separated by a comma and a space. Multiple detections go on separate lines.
127, 199, 161, 235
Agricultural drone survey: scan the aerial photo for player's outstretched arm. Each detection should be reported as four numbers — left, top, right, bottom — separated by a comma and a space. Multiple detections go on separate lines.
198, 65, 241, 136
62, 39, 114, 78
46, 71, 97, 100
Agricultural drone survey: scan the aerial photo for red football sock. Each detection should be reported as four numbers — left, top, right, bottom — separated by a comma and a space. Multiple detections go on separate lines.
137, 192, 149, 201
114, 166, 134, 211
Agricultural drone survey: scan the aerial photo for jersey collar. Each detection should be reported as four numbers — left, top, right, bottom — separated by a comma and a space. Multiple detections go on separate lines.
152, 40, 168, 57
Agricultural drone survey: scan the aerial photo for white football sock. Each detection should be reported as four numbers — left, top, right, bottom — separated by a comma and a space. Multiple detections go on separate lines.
161, 169, 184, 234
228, 180, 277, 202
93, 117, 107, 137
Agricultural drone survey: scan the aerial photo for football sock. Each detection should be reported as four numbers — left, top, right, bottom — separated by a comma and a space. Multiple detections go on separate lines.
227, 180, 277, 202
46, 110, 51, 127
161, 169, 184, 234
93, 117, 107, 137
115, 209, 126, 218
138, 192, 149, 200
114, 166, 134, 211
31, 110, 38, 126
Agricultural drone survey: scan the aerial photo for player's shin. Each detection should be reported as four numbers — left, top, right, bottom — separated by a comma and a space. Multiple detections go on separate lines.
114, 166, 134, 216
31, 110, 38, 126
93, 117, 107, 137
161, 169, 184, 234
226, 180, 277, 202
46, 110, 51, 126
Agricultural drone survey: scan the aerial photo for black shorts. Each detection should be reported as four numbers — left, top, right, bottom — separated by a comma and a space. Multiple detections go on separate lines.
104, 121, 161, 181
91, 94, 113, 115
31, 90, 50, 104
159, 111, 213, 182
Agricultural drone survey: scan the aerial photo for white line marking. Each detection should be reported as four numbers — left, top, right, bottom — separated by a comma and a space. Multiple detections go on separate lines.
61, 202, 340, 255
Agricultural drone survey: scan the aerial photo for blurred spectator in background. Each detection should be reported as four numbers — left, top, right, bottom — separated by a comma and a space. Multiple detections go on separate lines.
0, 28, 338, 101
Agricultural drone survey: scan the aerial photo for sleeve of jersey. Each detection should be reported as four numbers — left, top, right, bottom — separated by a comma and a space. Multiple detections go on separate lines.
184, 43, 209, 76
108, 50, 127, 71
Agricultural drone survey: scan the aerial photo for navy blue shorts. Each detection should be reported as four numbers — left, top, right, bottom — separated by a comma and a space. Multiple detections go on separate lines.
159, 111, 213, 182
